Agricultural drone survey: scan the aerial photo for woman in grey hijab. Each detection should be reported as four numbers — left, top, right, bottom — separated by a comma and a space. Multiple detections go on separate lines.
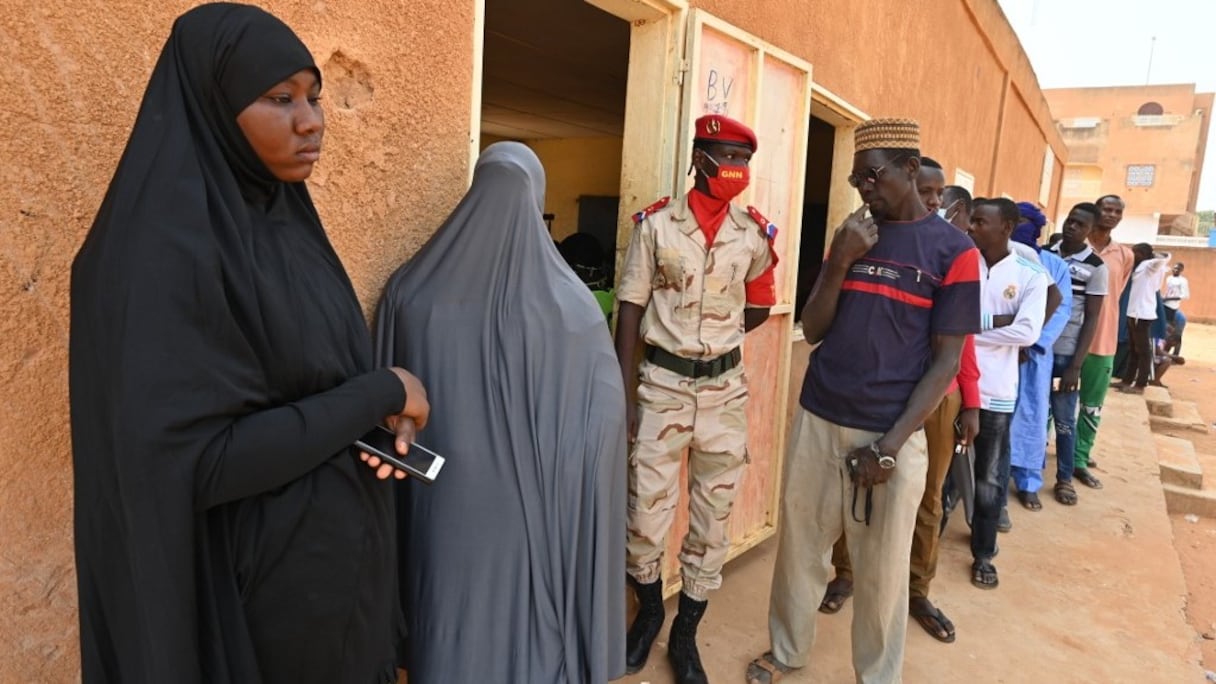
375, 142, 627, 683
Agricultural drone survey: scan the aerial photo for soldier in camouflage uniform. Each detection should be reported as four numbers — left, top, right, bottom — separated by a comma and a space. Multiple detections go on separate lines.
614, 114, 778, 684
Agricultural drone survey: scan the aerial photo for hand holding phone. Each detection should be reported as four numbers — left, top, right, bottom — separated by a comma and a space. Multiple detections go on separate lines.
355, 425, 446, 484
358, 418, 415, 480
359, 450, 406, 480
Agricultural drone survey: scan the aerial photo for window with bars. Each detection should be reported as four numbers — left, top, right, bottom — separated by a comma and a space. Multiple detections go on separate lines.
1126, 164, 1155, 188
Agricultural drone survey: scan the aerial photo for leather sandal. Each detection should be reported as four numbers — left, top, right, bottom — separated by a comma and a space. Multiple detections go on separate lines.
746, 652, 794, 684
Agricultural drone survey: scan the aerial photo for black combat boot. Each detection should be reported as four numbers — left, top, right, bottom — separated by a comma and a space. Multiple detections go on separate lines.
667, 592, 709, 684
625, 576, 666, 674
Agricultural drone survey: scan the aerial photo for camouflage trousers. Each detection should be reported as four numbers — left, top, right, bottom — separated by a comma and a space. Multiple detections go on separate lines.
626, 360, 748, 601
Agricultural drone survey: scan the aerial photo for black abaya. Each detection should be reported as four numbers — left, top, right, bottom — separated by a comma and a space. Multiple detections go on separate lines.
70, 4, 404, 682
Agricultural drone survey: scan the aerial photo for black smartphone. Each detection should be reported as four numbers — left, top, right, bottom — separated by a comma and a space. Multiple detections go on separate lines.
354, 425, 445, 484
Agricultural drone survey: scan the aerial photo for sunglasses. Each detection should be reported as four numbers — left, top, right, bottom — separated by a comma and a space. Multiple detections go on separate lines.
847, 154, 909, 189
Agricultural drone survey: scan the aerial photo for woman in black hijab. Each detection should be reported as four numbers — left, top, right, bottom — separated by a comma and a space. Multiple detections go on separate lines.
69, 4, 427, 681
376, 143, 627, 683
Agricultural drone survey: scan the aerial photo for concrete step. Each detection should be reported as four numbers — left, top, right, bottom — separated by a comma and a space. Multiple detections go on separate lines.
1199, 450, 1216, 481
1163, 481, 1216, 518
1153, 434, 1202, 489
1149, 399, 1209, 434
1144, 385, 1173, 417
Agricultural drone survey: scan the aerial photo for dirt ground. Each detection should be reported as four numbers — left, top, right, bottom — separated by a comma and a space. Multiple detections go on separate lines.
1161, 322, 1216, 671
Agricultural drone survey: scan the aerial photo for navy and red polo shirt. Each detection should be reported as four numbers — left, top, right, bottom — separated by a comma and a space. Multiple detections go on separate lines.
801, 212, 981, 433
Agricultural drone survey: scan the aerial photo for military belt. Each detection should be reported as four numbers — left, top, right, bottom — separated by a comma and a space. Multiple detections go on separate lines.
645, 345, 741, 379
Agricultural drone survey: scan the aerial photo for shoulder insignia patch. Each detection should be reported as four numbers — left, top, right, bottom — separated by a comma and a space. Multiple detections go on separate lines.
632, 196, 671, 224
747, 205, 778, 241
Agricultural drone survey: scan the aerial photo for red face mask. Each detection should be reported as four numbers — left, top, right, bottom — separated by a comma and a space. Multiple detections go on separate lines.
702, 152, 750, 201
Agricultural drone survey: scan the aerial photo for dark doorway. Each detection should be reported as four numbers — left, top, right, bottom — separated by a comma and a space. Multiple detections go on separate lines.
795, 115, 837, 316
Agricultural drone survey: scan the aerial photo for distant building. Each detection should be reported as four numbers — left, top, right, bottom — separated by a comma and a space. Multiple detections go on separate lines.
1045, 84, 1214, 243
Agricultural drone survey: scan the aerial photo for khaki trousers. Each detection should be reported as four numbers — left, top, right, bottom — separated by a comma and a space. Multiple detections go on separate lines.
626, 361, 748, 601
768, 409, 927, 683
831, 390, 961, 598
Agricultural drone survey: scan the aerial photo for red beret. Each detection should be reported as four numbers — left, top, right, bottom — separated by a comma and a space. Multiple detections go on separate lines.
694, 114, 757, 151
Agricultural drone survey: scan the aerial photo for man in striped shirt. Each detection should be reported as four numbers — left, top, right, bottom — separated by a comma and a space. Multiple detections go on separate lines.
1046, 203, 1108, 505
815, 160, 982, 646
750, 119, 980, 684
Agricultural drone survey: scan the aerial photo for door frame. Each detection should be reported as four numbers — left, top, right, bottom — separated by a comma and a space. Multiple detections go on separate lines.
810, 82, 869, 254
789, 84, 868, 346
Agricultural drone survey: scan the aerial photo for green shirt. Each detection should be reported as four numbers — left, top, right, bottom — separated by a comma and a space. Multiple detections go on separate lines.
592, 289, 615, 322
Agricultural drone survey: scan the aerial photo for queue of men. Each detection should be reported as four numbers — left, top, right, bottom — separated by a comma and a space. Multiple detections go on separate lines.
613, 114, 1154, 683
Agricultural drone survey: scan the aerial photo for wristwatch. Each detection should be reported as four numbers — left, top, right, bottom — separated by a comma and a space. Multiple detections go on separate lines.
869, 442, 897, 470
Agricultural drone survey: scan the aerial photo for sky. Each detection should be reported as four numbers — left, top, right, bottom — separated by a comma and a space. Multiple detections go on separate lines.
997, 0, 1216, 211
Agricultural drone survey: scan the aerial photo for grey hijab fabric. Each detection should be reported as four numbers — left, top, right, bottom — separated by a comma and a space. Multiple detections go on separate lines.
375, 142, 627, 683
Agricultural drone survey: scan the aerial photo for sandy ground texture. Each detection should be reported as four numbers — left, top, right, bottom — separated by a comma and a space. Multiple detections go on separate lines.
1160, 322, 1216, 675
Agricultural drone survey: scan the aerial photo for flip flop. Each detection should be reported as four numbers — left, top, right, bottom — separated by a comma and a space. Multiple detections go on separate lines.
818, 577, 853, 614
910, 597, 956, 643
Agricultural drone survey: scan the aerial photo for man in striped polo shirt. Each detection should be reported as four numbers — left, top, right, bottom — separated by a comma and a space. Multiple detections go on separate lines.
966, 198, 1048, 590
1047, 203, 1108, 505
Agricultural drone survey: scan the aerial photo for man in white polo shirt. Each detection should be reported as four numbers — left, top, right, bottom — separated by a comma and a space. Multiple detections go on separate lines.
966, 197, 1048, 590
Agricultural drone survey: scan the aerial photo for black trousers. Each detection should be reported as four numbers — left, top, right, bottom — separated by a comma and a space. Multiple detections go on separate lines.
1122, 317, 1154, 388
970, 410, 1012, 561
1112, 340, 1130, 379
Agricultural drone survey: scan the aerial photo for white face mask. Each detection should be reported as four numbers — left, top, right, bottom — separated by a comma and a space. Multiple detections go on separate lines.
940, 199, 964, 222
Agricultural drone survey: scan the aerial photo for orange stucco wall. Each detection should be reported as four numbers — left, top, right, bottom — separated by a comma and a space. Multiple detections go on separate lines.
689, 0, 1067, 217
0, 1, 474, 679
994, 91, 1054, 200
1047, 84, 1213, 222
